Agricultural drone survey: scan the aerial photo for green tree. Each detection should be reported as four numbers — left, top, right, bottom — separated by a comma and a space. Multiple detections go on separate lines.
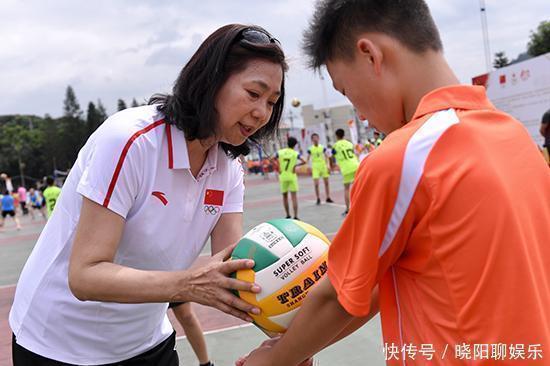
63, 85, 82, 118
493, 51, 509, 68
528, 20, 550, 57
59, 86, 86, 169
86, 102, 102, 135
39, 114, 61, 174
97, 99, 108, 122
131, 98, 139, 108
117, 99, 127, 111
57, 116, 85, 170
0, 120, 43, 187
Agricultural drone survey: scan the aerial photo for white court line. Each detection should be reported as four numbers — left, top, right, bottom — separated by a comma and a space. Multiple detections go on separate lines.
176, 323, 254, 341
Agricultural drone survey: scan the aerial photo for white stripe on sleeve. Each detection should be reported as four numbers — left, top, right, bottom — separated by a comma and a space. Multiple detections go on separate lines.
378, 109, 460, 258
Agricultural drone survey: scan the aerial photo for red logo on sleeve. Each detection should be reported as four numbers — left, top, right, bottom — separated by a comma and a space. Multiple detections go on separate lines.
204, 189, 224, 206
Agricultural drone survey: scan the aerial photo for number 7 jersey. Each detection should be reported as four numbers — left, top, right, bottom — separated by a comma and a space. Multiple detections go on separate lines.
276, 148, 300, 180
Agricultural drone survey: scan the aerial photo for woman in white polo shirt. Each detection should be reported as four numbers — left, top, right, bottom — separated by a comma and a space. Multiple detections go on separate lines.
10, 24, 287, 366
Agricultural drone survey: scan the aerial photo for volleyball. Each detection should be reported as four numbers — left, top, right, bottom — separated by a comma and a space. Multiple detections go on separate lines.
231, 219, 330, 333
291, 98, 301, 107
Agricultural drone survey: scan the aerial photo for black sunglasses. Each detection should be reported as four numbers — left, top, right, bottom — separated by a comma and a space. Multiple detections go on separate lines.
239, 28, 280, 46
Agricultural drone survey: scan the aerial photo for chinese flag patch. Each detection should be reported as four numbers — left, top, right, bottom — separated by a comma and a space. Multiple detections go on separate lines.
204, 189, 224, 206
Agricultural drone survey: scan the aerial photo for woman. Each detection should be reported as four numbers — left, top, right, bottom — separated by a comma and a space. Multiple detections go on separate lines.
10, 24, 287, 365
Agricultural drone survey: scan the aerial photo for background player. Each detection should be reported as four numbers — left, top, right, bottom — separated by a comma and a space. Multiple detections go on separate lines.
28, 187, 47, 220
307, 133, 333, 205
275, 137, 306, 219
332, 129, 359, 215
42, 176, 61, 218
1, 189, 22, 230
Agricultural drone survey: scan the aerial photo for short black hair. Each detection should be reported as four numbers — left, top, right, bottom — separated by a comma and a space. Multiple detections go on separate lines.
311, 133, 319, 139
46, 176, 55, 186
288, 137, 298, 148
303, 0, 443, 69
150, 24, 288, 158
335, 129, 345, 139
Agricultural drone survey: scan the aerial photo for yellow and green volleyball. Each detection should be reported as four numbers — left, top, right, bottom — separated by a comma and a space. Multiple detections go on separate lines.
232, 219, 330, 333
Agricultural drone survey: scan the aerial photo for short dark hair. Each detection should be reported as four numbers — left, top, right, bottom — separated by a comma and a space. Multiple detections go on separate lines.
335, 129, 345, 139
311, 133, 319, 139
46, 176, 55, 186
150, 24, 288, 158
288, 137, 298, 148
303, 0, 443, 69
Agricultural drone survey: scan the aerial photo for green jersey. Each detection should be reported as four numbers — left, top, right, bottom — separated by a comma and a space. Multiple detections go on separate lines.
308, 144, 328, 168
277, 148, 300, 180
43, 185, 61, 217
332, 139, 359, 175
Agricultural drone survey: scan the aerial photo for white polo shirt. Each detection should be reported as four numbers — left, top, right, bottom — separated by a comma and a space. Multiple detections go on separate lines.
9, 105, 244, 364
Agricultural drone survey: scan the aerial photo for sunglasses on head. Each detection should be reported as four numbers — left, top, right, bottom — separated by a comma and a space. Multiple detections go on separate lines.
239, 28, 280, 46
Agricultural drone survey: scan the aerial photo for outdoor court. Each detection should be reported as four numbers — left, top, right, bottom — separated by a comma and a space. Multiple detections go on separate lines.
0, 173, 384, 365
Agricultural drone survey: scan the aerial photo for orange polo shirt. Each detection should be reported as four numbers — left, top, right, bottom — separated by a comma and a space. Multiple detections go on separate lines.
328, 85, 550, 365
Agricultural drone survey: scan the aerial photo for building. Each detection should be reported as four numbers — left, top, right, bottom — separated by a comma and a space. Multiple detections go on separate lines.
300, 103, 377, 146
253, 102, 381, 161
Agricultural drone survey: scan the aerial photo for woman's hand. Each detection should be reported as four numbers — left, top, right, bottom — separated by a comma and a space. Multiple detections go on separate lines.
70, 200, 259, 320
181, 243, 261, 322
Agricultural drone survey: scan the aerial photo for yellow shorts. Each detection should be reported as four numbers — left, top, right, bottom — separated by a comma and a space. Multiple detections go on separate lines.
312, 165, 329, 179
280, 176, 298, 193
342, 170, 357, 185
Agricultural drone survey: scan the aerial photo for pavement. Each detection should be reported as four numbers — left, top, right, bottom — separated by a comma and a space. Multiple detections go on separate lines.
0, 173, 385, 366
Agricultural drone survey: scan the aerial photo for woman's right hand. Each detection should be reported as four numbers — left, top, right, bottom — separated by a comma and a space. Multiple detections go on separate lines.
180, 243, 261, 322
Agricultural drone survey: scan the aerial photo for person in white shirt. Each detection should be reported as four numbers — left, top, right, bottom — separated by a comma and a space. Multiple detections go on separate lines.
10, 23, 287, 366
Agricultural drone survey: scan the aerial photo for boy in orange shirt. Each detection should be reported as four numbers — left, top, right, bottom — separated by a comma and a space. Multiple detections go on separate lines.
240, 1, 550, 365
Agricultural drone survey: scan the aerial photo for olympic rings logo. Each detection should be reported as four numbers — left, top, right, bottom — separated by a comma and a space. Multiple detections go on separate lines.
204, 205, 221, 215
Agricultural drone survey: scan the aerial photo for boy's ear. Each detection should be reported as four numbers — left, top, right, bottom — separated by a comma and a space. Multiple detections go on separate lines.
356, 37, 382, 75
